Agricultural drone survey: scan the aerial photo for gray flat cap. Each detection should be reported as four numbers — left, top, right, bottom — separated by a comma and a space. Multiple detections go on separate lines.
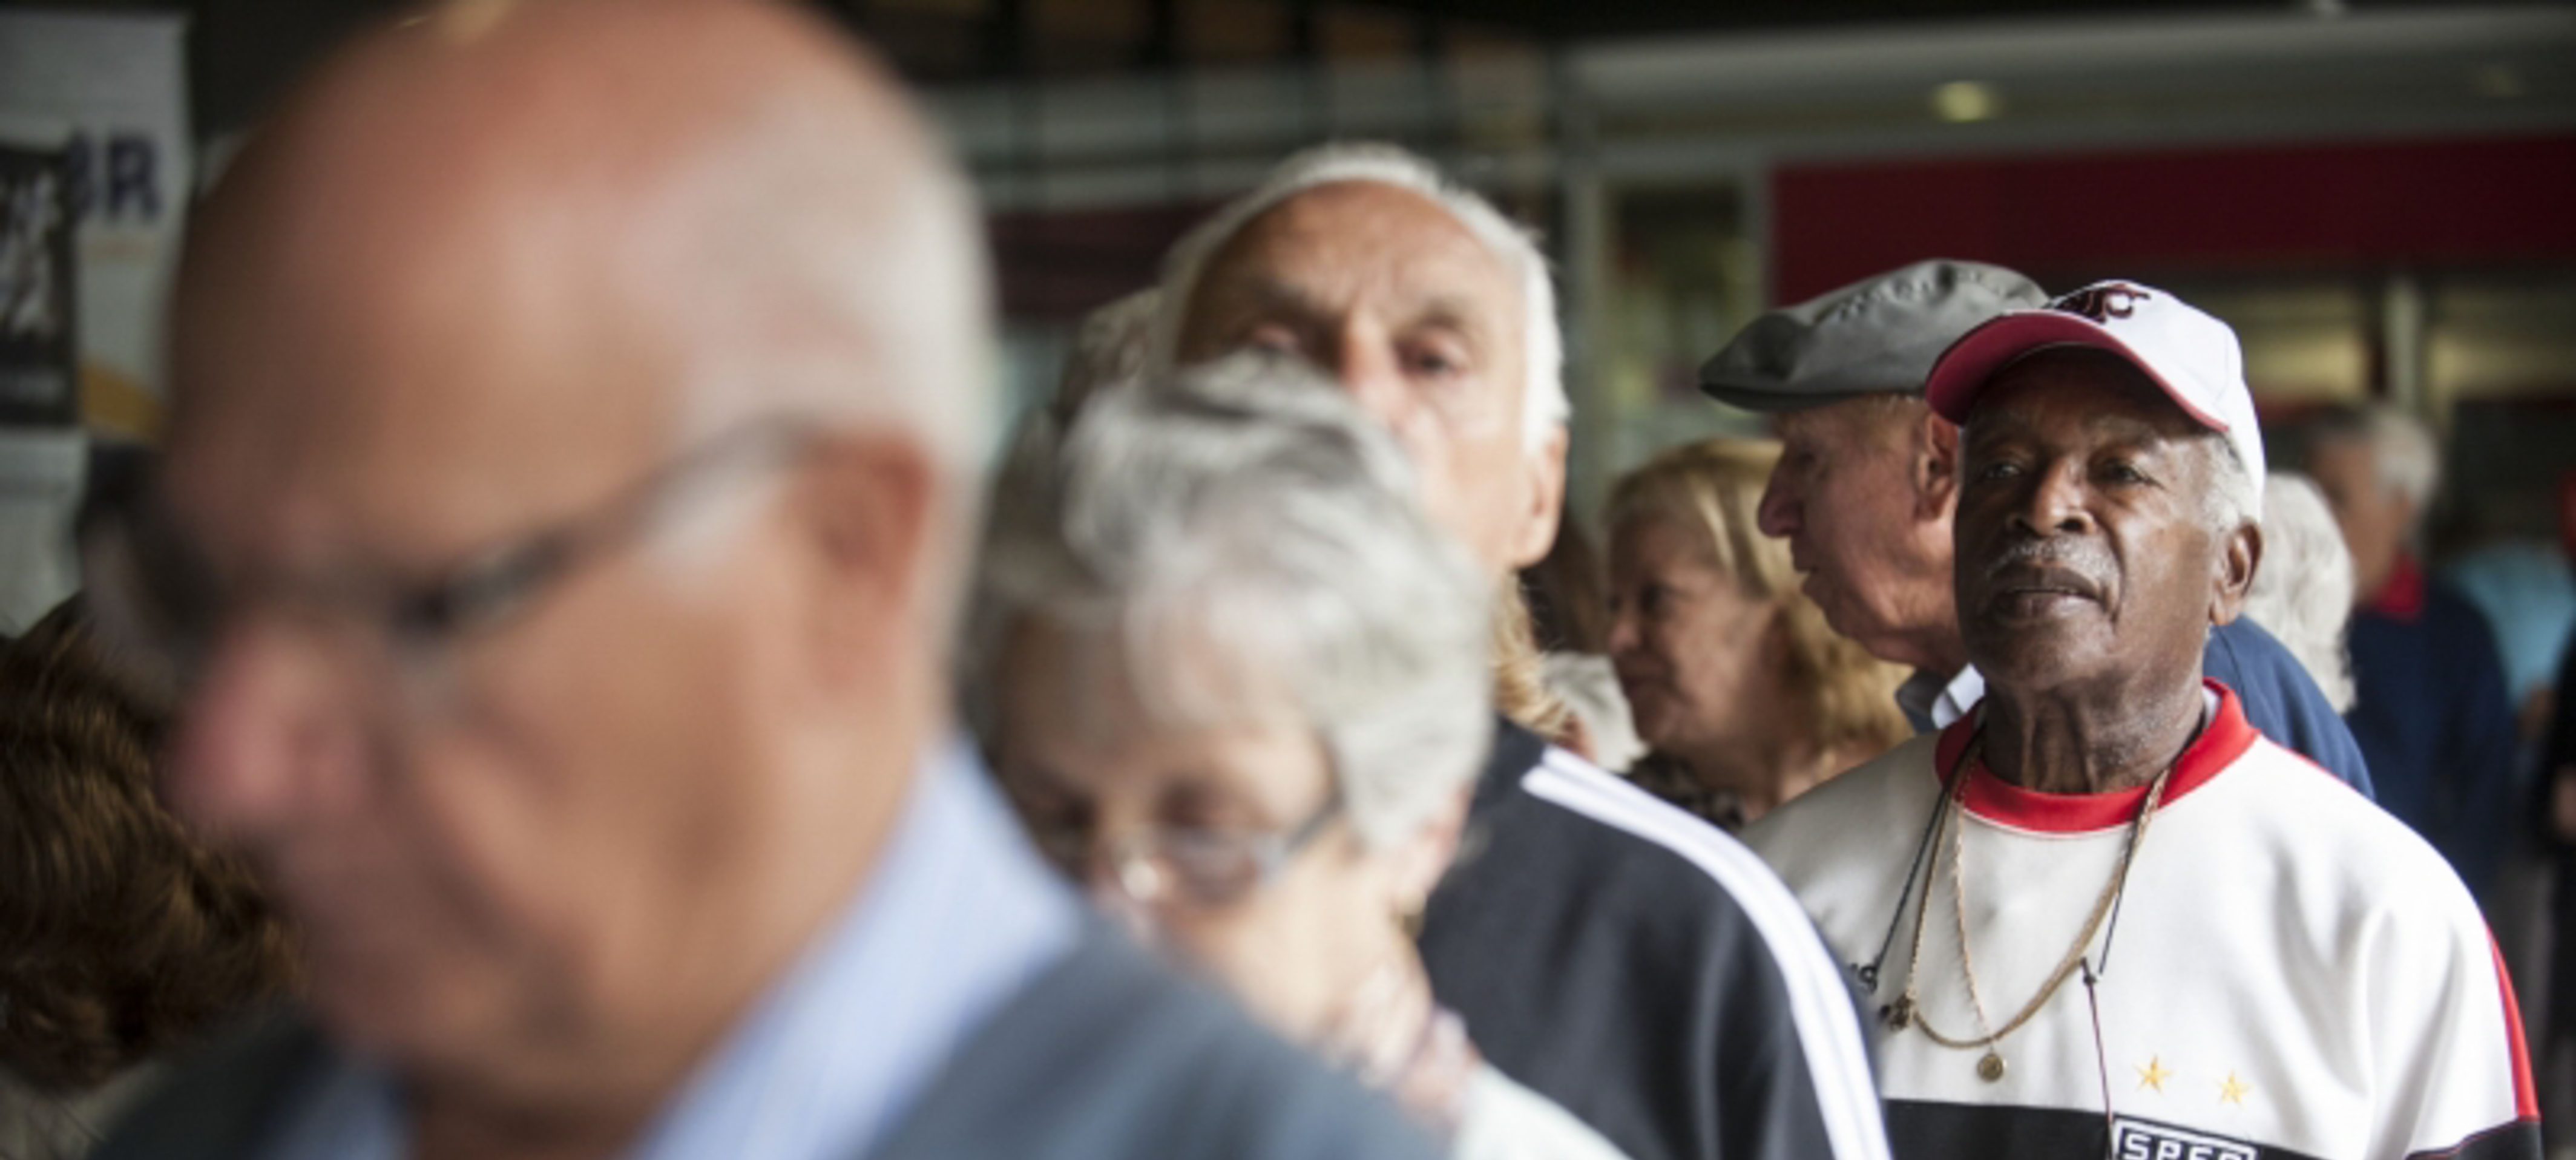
1699, 259, 2045, 412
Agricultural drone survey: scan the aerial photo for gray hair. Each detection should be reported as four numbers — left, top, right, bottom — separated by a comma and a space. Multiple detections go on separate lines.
967, 353, 1494, 848
1051, 287, 1159, 425
1145, 143, 1568, 453
1541, 652, 1646, 774
2241, 471, 2356, 711
2306, 404, 2442, 514
2203, 433, 2262, 540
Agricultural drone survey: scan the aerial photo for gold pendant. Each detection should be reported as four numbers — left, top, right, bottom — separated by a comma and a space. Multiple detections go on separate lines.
1977, 1051, 2007, 1083
1883, 997, 1914, 1031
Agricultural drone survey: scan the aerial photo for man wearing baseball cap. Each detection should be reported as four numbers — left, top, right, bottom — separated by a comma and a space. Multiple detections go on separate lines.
1744, 281, 2537, 1160
1704, 260, 2371, 796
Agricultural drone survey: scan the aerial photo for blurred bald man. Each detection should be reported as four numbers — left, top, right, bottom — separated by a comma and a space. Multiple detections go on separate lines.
88, 4, 1435, 1159
1151, 145, 1889, 1160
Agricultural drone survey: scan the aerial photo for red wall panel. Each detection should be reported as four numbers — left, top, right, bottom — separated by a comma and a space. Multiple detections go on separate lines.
1772, 135, 2576, 301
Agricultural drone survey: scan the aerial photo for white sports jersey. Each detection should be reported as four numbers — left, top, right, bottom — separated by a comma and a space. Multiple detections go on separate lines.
1746, 682, 2539, 1160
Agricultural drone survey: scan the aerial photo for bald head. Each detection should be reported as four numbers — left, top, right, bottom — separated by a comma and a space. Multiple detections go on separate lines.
140, 1, 997, 1135
179, 0, 990, 480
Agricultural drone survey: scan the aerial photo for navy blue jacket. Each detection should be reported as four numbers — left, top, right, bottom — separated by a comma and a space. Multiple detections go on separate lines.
2345, 560, 2521, 901
1421, 719, 1890, 1160
2207, 616, 2377, 799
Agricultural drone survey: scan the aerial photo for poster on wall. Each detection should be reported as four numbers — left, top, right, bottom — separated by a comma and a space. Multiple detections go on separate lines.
0, 117, 84, 631
0, 8, 190, 439
0, 120, 77, 428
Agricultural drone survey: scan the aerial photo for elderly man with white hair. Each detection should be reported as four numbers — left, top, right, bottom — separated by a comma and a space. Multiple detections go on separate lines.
1145, 144, 1888, 1160
83, 4, 1438, 1159
1747, 283, 2538, 1160
2302, 404, 2521, 901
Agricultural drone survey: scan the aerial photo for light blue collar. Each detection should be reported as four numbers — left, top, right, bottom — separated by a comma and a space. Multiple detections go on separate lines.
260, 737, 1079, 1160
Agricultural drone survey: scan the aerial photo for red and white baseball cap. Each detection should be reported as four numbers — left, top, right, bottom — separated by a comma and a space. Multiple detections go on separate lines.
1924, 280, 2266, 505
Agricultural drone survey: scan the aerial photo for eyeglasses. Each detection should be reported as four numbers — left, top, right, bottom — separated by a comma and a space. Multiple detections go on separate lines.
1017, 788, 1345, 910
79, 418, 822, 707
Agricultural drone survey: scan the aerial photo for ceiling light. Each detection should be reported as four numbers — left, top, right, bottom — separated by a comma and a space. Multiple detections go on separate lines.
1931, 81, 2002, 123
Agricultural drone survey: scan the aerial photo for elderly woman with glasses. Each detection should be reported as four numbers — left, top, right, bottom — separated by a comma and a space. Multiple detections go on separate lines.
968, 356, 1628, 1160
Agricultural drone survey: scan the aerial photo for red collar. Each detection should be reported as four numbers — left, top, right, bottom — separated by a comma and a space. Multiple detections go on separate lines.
2366, 554, 2427, 620
1931, 680, 2258, 834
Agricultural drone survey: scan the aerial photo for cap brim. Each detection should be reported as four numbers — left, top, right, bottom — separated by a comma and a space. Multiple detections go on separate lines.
1698, 350, 1925, 414
1696, 376, 1897, 414
1924, 313, 2228, 433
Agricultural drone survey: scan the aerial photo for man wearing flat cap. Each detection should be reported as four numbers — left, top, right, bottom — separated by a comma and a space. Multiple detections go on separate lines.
1745, 282, 2535, 1160
1703, 260, 2371, 795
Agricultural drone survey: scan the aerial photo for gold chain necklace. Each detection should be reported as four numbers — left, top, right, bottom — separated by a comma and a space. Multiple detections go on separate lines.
1884, 738, 2177, 1083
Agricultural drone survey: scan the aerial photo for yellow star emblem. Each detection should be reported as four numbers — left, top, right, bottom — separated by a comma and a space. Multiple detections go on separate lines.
2135, 1057, 2173, 1093
2218, 1072, 2252, 1106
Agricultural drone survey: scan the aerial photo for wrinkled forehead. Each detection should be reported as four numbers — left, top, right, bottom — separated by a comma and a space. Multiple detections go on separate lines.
1181, 180, 1523, 337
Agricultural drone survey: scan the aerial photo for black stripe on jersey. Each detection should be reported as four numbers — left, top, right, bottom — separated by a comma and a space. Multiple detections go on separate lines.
1884, 1101, 2327, 1160
2404, 1118, 2543, 1160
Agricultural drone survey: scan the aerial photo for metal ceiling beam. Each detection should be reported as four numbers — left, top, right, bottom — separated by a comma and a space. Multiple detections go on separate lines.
930, 4, 2576, 212
1571, 4, 2576, 107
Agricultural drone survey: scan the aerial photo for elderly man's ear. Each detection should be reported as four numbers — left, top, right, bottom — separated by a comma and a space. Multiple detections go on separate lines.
2209, 522, 2262, 628
787, 433, 938, 689
1914, 410, 1962, 521
1504, 425, 1571, 569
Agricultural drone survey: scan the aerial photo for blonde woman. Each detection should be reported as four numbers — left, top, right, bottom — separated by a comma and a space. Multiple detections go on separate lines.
1604, 439, 1908, 827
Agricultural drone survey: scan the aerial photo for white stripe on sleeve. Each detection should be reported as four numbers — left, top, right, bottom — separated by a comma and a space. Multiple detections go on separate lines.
1526, 749, 1893, 1160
